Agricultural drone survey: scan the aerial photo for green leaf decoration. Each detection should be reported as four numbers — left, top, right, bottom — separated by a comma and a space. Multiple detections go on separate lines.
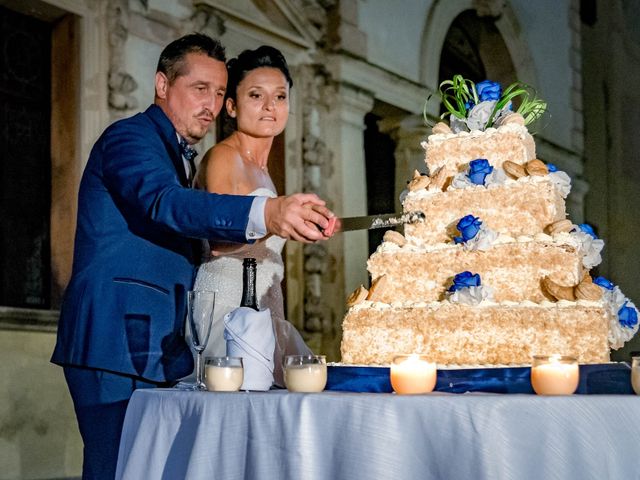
487, 82, 547, 127
438, 75, 478, 120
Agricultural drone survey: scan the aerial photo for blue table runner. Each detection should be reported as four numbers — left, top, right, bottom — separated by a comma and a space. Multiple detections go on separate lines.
326, 362, 634, 394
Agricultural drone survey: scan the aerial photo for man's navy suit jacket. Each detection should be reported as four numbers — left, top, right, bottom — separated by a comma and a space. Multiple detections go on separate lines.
51, 105, 255, 382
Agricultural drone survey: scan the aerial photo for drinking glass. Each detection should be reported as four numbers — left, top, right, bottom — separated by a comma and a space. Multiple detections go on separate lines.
283, 355, 327, 392
205, 356, 244, 391
632, 356, 640, 395
182, 290, 216, 391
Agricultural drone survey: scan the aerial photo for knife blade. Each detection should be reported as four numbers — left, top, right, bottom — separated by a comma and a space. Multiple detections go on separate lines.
330, 211, 425, 234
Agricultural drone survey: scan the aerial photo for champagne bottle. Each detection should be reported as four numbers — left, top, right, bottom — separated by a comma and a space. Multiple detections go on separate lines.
240, 257, 259, 311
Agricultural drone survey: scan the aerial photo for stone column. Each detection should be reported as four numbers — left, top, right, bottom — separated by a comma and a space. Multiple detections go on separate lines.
302, 81, 372, 359
326, 84, 374, 296
378, 114, 431, 212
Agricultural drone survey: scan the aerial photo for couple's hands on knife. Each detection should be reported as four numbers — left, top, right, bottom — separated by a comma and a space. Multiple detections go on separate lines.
265, 195, 422, 242
264, 194, 336, 243
306, 203, 339, 236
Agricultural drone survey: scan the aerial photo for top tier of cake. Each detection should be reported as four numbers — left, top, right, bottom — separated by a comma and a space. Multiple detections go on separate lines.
423, 122, 535, 178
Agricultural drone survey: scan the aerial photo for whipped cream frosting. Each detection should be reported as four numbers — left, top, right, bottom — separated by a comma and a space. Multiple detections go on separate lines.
404, 173, 569, 200
376, 230, 581, 254
349, 298, 604, 312
421, 122, 530, 146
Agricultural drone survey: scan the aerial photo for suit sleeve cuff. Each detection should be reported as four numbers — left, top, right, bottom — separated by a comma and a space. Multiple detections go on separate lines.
246, 196, 268, 241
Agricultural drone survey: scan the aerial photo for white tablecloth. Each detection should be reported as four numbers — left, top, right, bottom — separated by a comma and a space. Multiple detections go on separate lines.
116, 389, 640, 480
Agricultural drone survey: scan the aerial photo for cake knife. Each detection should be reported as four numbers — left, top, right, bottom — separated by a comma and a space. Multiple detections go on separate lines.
326, 211, 425, 234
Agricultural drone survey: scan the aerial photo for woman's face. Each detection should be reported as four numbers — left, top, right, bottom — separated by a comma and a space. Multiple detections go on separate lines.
228, 67, 290, 138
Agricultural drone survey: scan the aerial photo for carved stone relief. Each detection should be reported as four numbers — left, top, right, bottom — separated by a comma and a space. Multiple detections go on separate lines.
189, 3, 226, 38
472, 0, 506, 19
297, 61, 338, 346
107, 0, 138, 111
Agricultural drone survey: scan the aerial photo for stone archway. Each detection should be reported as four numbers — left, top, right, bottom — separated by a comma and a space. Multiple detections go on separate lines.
419, 0, 538, 118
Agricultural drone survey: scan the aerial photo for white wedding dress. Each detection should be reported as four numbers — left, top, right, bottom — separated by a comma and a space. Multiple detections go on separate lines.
193, 188, 312, 386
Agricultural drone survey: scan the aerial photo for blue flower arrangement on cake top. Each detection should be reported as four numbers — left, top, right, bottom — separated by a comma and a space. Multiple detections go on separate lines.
453, 215, 498, 251
447, 271, 494, 305
427, 75, 547, 133
593, 276, 639, 348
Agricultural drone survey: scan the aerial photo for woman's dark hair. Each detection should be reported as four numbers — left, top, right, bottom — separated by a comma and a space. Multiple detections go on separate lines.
156, 33, 226, 83
225, 45, 293, 102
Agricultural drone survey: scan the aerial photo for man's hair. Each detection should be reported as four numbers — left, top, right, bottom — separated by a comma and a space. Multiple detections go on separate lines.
156, 33, 226, 83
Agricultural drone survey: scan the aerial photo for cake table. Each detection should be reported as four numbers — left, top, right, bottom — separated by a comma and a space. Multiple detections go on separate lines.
115, 384, 640, 480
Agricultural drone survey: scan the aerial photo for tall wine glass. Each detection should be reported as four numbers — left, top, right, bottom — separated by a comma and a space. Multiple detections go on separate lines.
186, 290, 216, 390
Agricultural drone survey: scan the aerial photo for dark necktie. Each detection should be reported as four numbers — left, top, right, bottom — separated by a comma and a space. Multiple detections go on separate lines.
178, 137, 197, 186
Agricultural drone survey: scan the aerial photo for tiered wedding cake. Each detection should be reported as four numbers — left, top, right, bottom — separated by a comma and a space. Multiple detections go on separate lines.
341, 77, 639, 366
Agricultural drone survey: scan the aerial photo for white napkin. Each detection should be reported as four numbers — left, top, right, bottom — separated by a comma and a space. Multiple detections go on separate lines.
224, 307, 275, 391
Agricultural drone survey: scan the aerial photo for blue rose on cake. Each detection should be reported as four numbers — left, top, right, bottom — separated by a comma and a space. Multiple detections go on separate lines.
447, 271, 494, 306
476, 80, 502, 101
454, 215, 481, 244
451, 159, 507, 189
453, 215, 498, 251
593, 276, 640, 348
594, 276, 614, 290
619, 303, 638, 328
468, 159, 493, 185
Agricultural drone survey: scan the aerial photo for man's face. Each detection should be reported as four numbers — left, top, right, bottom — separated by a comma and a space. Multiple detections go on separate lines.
155, 52, 227, 143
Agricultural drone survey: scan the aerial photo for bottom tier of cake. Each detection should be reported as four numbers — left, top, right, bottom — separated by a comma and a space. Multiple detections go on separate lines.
341, 300, 610, 365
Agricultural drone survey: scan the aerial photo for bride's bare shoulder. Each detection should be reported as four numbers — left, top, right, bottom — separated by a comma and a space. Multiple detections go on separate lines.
200, 141, 247, 194
203, 141, 242, 166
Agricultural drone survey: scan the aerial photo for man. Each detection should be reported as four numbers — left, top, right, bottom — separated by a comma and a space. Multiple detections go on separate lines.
51, 33, 333, 479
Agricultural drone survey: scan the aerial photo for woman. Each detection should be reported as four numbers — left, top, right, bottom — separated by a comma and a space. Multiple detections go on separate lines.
193, 46, 312, 386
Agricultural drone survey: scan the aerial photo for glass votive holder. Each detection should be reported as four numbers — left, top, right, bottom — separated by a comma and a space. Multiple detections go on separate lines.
390, 354, 437, 395
530, 355, 579, 395
284, 355, 327, 392
632, 356, 640, 395
204, 356, 243, 392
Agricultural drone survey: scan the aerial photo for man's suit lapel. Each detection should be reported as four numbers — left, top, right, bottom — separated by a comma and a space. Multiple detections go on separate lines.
145, 105, 190, 187
145, 105, 203, 265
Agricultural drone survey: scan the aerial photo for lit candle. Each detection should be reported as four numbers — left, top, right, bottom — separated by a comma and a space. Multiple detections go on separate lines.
632, 356, 640, 395
530, 355, 579, 395
390, 354, 437, 394
204, 356, 243, 392
284, 355, 327, 392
